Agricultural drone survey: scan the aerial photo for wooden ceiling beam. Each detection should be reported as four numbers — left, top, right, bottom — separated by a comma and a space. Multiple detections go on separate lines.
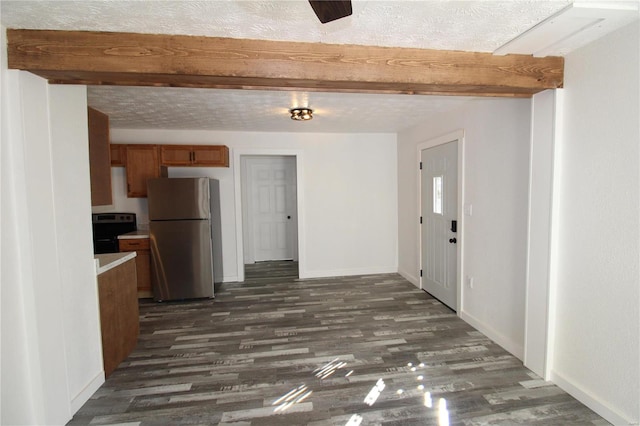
7, 29, 563, 97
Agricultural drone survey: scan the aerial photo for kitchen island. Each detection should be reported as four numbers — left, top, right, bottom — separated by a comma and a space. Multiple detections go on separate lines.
94, 252, 139, 378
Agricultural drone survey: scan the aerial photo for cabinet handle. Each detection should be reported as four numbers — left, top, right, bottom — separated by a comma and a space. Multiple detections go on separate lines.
192, 151, 196, 163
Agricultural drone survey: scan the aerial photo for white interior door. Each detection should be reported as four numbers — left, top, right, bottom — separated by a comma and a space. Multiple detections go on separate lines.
421, 141, 458, 310
245, 156, 297, 262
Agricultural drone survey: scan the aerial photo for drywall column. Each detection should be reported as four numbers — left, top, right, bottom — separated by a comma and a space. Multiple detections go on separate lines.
524, 89, 561, 379
1, 69, 72, 424
551, 21, 639, 424
49, 84, 106, 412
1, 26, 45, 424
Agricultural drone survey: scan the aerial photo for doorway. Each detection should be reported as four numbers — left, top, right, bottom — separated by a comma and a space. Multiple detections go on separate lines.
419, 132, 463, 312
240, 155, 299, 280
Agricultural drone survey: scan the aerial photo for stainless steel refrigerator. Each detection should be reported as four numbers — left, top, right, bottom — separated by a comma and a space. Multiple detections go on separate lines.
147, 178, 223, 301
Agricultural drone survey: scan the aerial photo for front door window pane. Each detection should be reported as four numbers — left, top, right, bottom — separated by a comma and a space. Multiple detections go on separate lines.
433, 176, 443, 215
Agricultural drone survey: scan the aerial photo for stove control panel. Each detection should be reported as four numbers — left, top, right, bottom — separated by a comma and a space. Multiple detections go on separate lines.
92, 213, 136, 224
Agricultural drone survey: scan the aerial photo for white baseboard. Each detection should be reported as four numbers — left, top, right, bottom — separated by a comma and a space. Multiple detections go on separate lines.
398, 268, 420, 288
222, 275, 239, 283
459, 310, 524, 360
69, 370, 105, 414
550, 370, 636, 426
300, 266, 397, 279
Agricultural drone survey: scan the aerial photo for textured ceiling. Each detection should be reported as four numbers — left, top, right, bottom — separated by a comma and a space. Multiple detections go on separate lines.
1, 1, 570, 52
1, 0, 573, 133
87, 86, 478, 133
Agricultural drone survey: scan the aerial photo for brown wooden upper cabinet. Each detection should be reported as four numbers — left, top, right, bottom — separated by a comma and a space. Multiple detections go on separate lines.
160, 145, 229, 167
113, 143, 228, 198
88, 107, 113, 206
110, 144, 126, 167
125, 145, 160, 198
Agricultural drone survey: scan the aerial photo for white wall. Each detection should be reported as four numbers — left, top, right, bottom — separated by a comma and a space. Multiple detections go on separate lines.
1, 25, 104, 423
108, 129, 398, 282
550, 21, 639, 425
397, 98, 532, 358
49, 85, 106, 412
1, 26, 42, 425
524, 89, 560, 378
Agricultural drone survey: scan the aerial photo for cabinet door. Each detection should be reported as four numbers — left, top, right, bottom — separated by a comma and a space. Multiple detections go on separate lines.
192, 145, 229, 166
160, 145, 193, 166
97, 259, 138, 378
88, 107, 113, 206
135, 250, 152, 295
125, 145, 159, 197
119, 238, 152, 297
110, 144, 126, 166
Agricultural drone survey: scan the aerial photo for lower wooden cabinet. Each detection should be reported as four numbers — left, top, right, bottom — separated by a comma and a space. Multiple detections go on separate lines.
97, 258, 139, 378
119, 238, 152, 298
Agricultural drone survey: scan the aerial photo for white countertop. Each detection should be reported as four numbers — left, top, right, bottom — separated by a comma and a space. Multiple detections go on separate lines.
117, 230, 149, 239
94, 252, 137, 275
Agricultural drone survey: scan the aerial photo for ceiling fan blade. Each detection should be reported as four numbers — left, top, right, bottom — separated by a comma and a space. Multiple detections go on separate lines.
308, 0, 352, 24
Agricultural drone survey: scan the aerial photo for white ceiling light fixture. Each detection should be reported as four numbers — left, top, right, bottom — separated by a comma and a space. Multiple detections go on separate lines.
290, 107, 313, 121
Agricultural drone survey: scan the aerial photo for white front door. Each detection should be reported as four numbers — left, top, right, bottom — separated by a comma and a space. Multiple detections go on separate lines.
421, 141, 458, 310
244, 156, 297, 262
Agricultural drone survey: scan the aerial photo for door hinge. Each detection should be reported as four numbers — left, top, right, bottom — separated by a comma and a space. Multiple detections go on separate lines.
419, 161, 423, 170
420, 269, 423, 277
419, 216, 422, 224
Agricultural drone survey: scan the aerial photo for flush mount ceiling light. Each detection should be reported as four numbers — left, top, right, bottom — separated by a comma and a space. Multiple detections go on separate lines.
290, 107, 313, 121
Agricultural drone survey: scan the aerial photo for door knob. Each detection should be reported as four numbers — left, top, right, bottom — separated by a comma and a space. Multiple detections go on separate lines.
449, 238, 457, 244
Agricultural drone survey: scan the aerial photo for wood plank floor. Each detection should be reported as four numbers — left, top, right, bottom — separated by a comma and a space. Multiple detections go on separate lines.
69, 261, 608, 425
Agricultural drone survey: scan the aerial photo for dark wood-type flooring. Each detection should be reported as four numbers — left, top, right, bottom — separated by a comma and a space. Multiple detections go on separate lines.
69, 261, 608, 425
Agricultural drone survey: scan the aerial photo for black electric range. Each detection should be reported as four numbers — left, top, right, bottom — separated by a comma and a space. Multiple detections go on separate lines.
92, 213, 136, 254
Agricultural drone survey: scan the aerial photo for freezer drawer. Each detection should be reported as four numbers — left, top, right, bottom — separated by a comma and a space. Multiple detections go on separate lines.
150, 220, 214, 301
